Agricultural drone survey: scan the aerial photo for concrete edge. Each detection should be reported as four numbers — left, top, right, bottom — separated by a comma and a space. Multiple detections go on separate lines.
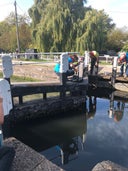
4, 137, 64, 171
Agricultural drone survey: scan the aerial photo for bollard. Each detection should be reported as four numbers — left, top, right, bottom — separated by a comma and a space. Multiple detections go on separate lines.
111, 57, 118, 87
59, 53, 69, 85
59, 53, 69, 98
1, 55, 13, 84
84, 51, 89, 76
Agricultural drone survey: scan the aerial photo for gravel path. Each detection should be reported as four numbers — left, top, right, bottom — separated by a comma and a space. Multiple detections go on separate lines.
0, 61, 121, 82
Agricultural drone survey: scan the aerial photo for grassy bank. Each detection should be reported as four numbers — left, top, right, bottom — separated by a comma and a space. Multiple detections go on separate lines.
0, 72, 40, 82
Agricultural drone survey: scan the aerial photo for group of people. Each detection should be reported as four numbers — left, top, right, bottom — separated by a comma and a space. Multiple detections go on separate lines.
54, 54, 79, 77
54, 51, 99, 78
117, 51, 128, 77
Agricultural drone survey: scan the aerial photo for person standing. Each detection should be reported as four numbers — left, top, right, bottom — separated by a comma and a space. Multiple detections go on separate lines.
68, 55, 79, 74
117, 51, 126, 77
89, 51, 99, 75
125, 51, 128, 77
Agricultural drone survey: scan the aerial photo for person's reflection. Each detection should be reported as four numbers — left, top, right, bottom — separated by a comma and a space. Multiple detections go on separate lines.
56, 138, 78, 164
113, 101, 125, 122
87, 96, 97, 119
55, 112, 87, 165
108, 92, 125, 122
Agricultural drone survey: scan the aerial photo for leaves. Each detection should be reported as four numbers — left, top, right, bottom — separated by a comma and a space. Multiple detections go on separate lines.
0, 0, 122, 54
0, 13, 32, 52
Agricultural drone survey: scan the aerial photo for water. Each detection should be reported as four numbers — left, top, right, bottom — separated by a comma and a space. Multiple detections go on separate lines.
4, 93, 128, 171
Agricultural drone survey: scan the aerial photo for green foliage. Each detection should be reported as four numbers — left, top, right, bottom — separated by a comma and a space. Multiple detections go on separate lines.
1, 0, 127, 55
10, 75, 40, 82
107, 27, 128, 52
0, 71, 40, 82
76, 9, 114, 53
0, 13, 32, 52
28, 0, 114, 54
29, 0, 87, 52
122, 44, 128, 51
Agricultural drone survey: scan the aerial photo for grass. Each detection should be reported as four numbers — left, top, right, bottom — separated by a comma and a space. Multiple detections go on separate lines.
0, 72, 40, 82
11, 75, 40, 82
14, 57, 53, 62
99, 61, 112, 65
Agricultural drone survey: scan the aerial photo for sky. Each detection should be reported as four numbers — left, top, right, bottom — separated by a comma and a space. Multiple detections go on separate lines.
0, 0, 34, 20
0, 0, 128, 28
86, 0, 128, 28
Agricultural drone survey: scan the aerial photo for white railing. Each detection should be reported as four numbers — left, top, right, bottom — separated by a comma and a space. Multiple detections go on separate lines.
0, 52, 80, 62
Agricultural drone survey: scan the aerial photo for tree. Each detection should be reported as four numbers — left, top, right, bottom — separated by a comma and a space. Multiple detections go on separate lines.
76, 9, 115, 54
29, 0, 87, 52
0, 13, 32, 52
106, 27, 128, 52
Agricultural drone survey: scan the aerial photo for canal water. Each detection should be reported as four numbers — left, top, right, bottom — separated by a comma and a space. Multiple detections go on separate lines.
4, 91, 128, 171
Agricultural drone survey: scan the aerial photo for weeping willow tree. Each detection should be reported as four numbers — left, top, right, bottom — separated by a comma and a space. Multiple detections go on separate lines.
29, 0, 87, 52
29, 0, 114, 53
76, 9, 115, 54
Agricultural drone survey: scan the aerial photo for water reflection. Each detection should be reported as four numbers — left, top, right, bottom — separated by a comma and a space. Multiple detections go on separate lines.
7, 111, 87, 165
87, 96, 97, 119
56, 138, 79, 164
3, 91, 128, 171
108, 92, 125, 122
